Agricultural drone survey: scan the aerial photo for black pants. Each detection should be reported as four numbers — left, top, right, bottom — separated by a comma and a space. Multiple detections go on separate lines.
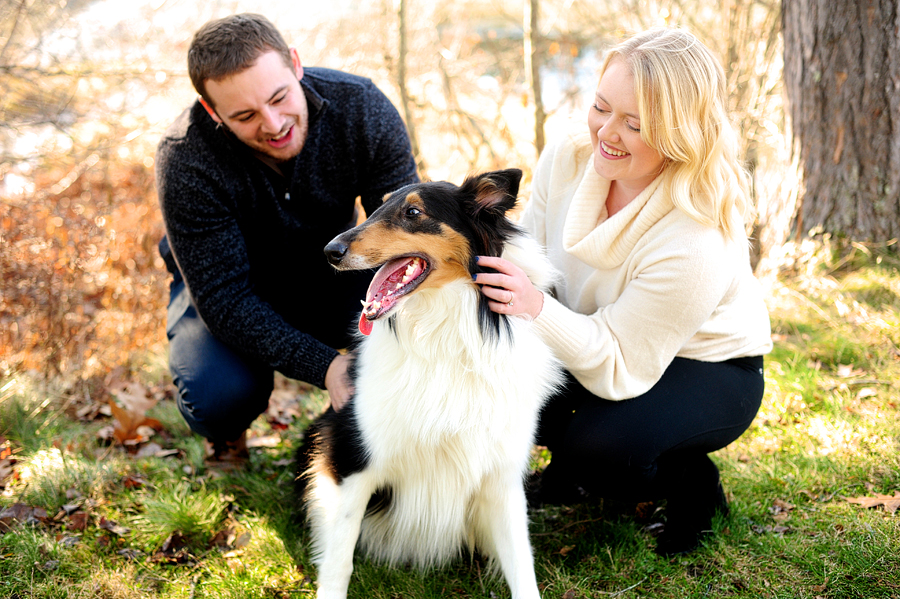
536, 356, 764, 502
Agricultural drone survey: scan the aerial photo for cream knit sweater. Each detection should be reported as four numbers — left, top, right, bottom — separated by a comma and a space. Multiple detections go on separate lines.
521, 135, 773, 401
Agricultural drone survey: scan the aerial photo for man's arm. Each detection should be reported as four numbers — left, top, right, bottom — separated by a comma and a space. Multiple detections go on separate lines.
156, 130, 340, 389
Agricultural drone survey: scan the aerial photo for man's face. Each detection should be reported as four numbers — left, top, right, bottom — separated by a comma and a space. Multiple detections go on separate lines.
201, 48, 309, 162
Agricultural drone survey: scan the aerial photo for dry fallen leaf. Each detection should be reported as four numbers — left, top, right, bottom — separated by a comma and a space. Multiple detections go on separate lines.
107, 399, 163, 445
855, 387, 878, 400
0, 437, 15, 490
233, 531, 252, 549
246, 434, 280, 448
0, 458, 14, 489
845, 491, 900, 514
102, 378, 166, 446
108, 380, 158, 415
68, 511, 89, 531
770, 498, 795, 521
836, 364, 865, 378
98, 516, 130, 536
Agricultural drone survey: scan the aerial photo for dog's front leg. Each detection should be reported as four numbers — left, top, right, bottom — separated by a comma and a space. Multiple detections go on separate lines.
312, 473, 374, 599
472, 471, 542, 599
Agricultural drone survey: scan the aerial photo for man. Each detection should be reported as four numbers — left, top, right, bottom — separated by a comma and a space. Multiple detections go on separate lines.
156, 13, 419, 461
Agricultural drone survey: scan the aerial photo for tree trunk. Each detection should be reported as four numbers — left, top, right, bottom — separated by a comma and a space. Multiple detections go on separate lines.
782, 0, 900, 243
524, 0, 545, 158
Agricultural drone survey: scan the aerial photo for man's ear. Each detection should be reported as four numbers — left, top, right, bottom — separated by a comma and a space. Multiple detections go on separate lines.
290, 47, 304, 81
199, 97, 222, 124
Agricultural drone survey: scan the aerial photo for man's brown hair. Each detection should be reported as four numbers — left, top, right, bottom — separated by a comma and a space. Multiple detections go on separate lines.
188, 13, 292, 105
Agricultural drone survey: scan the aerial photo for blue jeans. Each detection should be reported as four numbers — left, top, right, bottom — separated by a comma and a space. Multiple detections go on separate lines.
166, 276, 274, 442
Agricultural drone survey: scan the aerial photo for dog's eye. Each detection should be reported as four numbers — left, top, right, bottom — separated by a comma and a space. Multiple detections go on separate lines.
404, 207, 421, 217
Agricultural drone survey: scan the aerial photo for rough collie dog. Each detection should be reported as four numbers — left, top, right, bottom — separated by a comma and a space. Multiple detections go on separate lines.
300, 169, 562, 599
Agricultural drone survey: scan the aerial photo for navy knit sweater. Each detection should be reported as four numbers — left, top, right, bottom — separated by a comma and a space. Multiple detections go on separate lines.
156, 68, 419, 389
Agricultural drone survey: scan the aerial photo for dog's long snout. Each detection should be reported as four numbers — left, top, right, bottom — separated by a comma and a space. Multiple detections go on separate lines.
324, 238, 349, 266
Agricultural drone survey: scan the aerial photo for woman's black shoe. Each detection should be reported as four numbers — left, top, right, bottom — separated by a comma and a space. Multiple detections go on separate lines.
654, 455, 729, 556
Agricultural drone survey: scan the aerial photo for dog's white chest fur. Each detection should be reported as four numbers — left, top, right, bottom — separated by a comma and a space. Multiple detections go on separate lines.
353, 280, 558, 565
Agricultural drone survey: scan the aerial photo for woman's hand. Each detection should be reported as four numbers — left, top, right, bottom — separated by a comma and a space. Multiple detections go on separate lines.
473, 255, 544, 320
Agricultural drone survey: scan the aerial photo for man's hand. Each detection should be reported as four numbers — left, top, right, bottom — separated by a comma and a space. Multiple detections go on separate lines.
324, 353, 354, 411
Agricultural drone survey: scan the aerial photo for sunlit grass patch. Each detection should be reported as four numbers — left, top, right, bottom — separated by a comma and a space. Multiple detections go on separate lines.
0, 378, 88, 455
129, 482, 227, 551
13, 448, 122, 510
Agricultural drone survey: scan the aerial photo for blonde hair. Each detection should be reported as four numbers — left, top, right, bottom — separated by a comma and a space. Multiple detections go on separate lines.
601, 28, 752, 239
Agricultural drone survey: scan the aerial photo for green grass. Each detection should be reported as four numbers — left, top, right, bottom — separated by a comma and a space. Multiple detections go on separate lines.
2, 246, 899, 598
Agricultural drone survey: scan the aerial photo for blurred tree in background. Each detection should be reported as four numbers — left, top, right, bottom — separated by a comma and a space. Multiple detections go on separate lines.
0, 0, 787, 386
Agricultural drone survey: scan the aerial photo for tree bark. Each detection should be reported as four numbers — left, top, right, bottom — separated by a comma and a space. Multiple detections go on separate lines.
783, 0, 900, 243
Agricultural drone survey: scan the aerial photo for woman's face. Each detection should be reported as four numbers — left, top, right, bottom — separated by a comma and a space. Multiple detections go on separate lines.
588, 57, 666, 194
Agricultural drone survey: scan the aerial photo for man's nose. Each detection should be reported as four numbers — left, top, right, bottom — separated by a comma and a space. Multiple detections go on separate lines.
259, 106, 282, 134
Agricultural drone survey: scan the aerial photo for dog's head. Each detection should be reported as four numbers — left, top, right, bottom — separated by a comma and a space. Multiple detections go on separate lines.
324, 169, 522, 335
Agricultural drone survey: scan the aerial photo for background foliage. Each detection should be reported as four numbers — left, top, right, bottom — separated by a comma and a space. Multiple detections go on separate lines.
0, 0, 786, 381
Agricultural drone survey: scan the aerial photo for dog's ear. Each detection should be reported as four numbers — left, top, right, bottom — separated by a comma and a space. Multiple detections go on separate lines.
463, 169, 523, 216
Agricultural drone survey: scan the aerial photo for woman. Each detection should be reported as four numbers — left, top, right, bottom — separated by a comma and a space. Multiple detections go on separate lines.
474, 28, 773, 555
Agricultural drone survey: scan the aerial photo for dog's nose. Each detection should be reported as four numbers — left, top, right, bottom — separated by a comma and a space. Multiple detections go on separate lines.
324, 240, 349, 265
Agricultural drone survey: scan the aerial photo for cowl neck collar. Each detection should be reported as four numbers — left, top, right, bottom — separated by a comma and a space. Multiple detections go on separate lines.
562, 166, 672, 269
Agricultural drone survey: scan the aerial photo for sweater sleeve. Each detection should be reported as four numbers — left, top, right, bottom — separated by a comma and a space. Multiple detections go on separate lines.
533, 219, 737, 400
156, 131, 339, 389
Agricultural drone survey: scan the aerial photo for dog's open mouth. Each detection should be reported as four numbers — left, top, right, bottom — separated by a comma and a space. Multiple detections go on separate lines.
358, 255, 430, 335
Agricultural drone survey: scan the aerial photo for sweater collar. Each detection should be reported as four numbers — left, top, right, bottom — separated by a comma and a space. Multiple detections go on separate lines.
300, 77, 327, 127
562, 166, 672, 269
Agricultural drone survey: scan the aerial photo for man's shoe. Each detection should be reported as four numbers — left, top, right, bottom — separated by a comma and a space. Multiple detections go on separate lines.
205, 431, 249, 470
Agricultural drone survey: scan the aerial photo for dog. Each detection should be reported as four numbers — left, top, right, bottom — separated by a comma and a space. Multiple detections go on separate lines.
299, 169, 562, 599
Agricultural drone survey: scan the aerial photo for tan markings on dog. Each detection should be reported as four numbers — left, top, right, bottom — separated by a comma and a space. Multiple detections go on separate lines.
346, 221, 472, 286
308, 428, 339, 483
402, 192, 425, 210
416, 225, 472, 289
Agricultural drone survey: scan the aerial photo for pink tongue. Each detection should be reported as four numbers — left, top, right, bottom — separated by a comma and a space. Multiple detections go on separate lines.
366, 257, 414, 303
358, 257, 427, 336
358, 312, 373, 336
